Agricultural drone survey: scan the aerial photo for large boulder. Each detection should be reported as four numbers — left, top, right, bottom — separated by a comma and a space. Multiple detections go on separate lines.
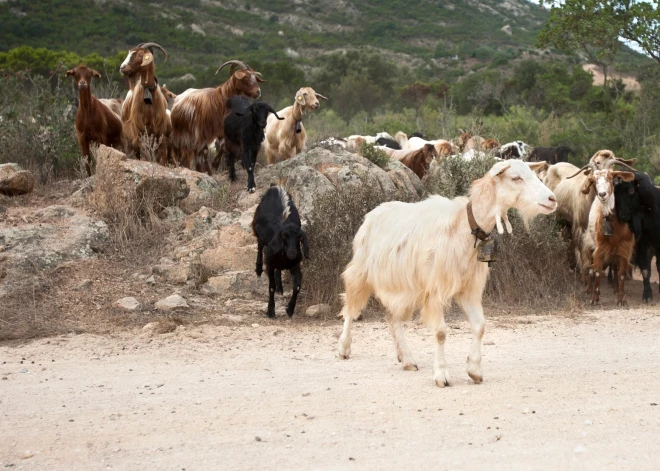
0, 205, 108, 301
235, 147, 425, 216
0, 163, 35, 196
90, 145, 224, 214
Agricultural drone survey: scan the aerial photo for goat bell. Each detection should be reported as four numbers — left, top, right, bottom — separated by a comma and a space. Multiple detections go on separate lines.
477, 237, 498, 267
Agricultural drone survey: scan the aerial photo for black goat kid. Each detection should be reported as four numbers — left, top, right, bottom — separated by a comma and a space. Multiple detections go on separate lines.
252, 186, 310, 318
224, 97, 283, 192
615, 172, 660, 302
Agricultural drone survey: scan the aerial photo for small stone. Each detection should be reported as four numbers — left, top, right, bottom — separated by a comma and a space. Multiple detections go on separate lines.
155, 294, 189, 311
584, 419, 592, 425
146, 275, 156, 286
115, 297, 141, 311
305, 304, 331, 317
255, 436, 262, 442
20, 451, 35, 459
522, 408, 529, 414
75, 279, 93, 290
251, 323, 260, 328
302, 392, 311, 397
19, 368, 28, 373
574, 445, 587, 453
484, 340, 495, 346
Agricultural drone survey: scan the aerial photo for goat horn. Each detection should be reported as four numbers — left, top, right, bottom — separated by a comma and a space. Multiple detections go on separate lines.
215, 60, 250, 75
138, 43, 168, 62
566, 163, 595, 179
605, 159, 638, 172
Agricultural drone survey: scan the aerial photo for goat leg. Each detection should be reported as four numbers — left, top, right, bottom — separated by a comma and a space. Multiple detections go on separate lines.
637, 244, 653, 302
286, 265, 302, 317
226, 151, 237, 182
80, 137, 92, 177
242, 148, 256, 193
255, 241, 264, 278
616, 255, 629, 306
266, 267, 276, 319
591, 252, 603, 305
275, 269, 284, 295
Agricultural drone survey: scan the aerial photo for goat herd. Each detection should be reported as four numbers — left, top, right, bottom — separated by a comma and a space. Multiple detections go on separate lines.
64, 43, 659, 387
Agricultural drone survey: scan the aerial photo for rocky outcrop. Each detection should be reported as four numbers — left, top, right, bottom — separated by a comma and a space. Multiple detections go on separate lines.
0, 205, 108, 300
0, 163, 35, 196
89, 145, 225, 214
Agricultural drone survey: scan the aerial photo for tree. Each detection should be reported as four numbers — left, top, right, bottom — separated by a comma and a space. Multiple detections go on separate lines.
613, 1, 660, 65
538, 1, 621, 87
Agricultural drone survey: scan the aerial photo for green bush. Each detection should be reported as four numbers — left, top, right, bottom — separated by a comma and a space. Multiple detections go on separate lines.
359, 142, 390, 169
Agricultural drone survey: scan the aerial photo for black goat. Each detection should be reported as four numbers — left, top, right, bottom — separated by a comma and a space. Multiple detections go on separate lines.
223, 97, 283, 192
615, 171, 660, 302
375, 137, 401, 149
528, 146, 574, 164
252, 185, 310, 318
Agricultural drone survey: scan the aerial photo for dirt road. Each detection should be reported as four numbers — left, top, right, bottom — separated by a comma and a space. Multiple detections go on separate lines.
2, 308, 660, 470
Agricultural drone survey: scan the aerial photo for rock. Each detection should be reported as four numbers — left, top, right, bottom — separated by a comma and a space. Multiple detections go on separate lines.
155, 294, 189, 311
574, 445, 587, 453
115, 297, 141, 311
145, 275, 156, 286
501, 24, 513, 35
159, 206, 186, 223
305, 303, 331, 317
142, 319, 179, 335
0, 205, 108, 302
0, 163, 35, 196
152, 260, 190, 284
250, 147, 423, 219
75, 279, 93, 290
204, 270, 254, 294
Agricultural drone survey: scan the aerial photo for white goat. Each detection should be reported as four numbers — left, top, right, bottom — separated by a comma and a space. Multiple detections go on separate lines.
337, 160, 557, 387
263, 87, 327, 164
346, 132, 394, 152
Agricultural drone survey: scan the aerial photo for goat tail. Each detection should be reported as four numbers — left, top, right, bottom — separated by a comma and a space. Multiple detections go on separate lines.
340, 262, 371, 321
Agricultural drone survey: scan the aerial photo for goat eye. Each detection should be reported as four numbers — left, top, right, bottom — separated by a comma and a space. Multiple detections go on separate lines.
512, 176, 522, 181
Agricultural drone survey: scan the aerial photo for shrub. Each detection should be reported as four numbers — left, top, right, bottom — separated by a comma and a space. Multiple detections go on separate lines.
425, 153, 498, 198
359, 142, 389, 169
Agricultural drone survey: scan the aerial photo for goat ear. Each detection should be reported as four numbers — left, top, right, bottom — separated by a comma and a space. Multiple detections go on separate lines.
270, 230, 284, 254
91, 69, 102, 79
613, 171, 635, 183
528, 161, 548, 174
490, 162, 510, 178
581, 179, 594, 195
314, 93, 328, 100
301, 231, 310, 259
296, 93, 306, 105
141, 53, 153, 66
66, 69, 75, 77
234, 70, 246, 80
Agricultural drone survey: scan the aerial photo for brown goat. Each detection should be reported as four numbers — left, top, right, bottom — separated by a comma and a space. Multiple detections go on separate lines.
482, 138, 500, 151
119, 42, 171, 165
579, 160, 637, 305
161, 84, 177, 109
66, 65, 123, 176
455, 131, 472, 151
169, 60, 264, 172
379, 144, 437, 179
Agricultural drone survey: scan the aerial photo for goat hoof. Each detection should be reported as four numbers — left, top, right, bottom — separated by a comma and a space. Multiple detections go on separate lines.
467, 363, 483, 384
248, 187, 256, 193
266, 309, 275, 319
286, 307, 294, 317
403, 363, 418, 371
433, 370, 451, 388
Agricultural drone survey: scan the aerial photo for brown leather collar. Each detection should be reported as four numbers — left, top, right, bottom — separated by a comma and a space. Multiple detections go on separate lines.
467, 201, 490, 246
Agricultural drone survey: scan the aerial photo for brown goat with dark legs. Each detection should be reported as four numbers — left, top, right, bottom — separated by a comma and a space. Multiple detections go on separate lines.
579, 160, 637, 306
66, 65, 123, 176
169, 60, 264, 173
119, 42, 171, 165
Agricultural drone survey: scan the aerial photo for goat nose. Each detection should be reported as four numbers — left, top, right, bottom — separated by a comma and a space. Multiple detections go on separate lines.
598, 192, 606, 198
548, 195, 557, 203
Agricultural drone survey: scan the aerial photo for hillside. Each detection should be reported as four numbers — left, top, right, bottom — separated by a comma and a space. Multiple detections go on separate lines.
0, 1, 559, 72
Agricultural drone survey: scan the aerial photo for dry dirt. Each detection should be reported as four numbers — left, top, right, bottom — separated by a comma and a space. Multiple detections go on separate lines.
2, 307, 660, 470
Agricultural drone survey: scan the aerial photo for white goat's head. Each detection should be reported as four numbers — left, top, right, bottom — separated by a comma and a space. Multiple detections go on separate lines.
295, 87, 328, 111
581, 160, 637, 216
473, 160, 558, 227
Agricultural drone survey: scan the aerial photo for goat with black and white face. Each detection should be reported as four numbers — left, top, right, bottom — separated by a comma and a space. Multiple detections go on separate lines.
252, 186, 310, 318
223, 97, 283, 192
615, 171, 660, 302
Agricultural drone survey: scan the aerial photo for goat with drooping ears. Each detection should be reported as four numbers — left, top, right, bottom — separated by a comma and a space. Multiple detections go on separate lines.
119, 42, 171, 165
252, 185, 310, 318
66, 65, 123, 176
337, 159, 557, 387
223, 97, 284, 192
263, 87, 327, 164
577, 159, 637, 305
